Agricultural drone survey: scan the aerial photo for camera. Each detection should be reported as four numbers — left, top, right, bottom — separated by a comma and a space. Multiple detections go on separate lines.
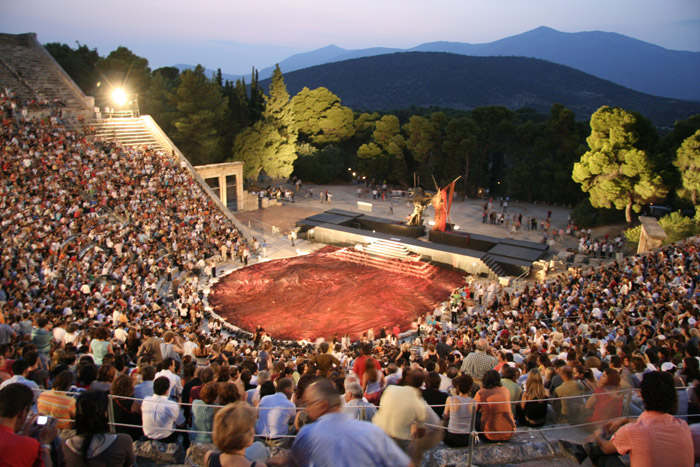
36, 415, 50, 426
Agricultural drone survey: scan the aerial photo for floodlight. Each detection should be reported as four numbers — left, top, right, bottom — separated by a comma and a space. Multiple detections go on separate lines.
112, 88, 127, 106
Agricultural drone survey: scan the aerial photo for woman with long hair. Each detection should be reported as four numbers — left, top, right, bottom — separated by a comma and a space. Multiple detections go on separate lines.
517, 369, 549, 427
110, 374, 143, 441
361, 357, 385, 406
585, 368, 624, 427
63, 390, 135, 466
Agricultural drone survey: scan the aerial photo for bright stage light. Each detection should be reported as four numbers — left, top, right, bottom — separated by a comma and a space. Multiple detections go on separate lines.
454, 225, 460, 230
428, 221, 436, 226
111, 88, 127, 106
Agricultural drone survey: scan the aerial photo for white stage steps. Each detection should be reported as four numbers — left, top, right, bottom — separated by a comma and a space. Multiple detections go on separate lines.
331, 239, 436, 280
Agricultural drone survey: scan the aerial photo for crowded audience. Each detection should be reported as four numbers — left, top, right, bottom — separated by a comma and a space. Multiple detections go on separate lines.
1, 107, 700, 467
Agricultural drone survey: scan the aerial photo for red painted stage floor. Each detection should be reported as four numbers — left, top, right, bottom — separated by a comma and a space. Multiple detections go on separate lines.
208, 246, 465, 341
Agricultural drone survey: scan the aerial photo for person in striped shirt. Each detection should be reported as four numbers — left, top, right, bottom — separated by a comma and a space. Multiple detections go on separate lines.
37, 370, 76, 429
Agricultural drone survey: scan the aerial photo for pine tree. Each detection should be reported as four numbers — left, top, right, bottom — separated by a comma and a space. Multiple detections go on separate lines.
572, 106, 667, 223
674, 129, 700, 206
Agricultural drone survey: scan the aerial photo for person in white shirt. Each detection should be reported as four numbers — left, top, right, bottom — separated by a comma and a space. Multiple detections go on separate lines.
154, 358, 183, 399
142, 376, 185, 443
255, 377, 296, 447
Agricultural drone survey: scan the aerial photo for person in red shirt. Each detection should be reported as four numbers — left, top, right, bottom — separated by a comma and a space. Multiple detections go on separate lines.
351, 342, 381, 384
0, 383, 58, 467
560, 371, 693, 467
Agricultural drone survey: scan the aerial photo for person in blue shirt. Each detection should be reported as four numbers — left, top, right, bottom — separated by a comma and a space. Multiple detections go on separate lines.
289, 378, 412, 467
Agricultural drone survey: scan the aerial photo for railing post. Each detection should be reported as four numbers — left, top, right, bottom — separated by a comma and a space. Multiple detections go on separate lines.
107, 394, 116, 434
622, 389, 633, 417
467, 400, 478, 467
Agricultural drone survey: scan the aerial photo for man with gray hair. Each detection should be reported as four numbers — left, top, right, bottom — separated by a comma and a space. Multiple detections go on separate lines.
459, 338, 497, 383
289, 379, 410, 467
343, 381, 377, 421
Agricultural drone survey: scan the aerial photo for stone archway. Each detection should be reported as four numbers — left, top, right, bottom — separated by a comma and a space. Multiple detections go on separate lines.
194, 161, 244, 211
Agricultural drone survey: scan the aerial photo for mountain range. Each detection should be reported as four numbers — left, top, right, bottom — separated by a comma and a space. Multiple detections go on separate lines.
177, 26, 700, 102
258, 52, 700, 126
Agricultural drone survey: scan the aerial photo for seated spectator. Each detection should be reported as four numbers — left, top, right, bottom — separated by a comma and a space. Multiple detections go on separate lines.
343, 381, 377, 421
560, 371, 693, 466
190, 366, 215, 404
142, 376, 185, 443
422, 371, 448, 418
89, 327, 113, 366
517, 369, 549, 428
443, 375, 475, 448
293, 375, 320, 432
63, 390, 135, 466
584, 368, 624, 427
0, 359, 40, 396
110, 374, 143, 441
191, 382, 219, 443
217, 382, 241, 405
205, 402, 270, 466
134, 365, 156, 400
0, 383, 58, 467
255, 377, 296, 447
553, 365, 585, 423
474, 370, 516, 442
90, 364, 116, 392
155, 357, 183, 399
37, 369, 76, 430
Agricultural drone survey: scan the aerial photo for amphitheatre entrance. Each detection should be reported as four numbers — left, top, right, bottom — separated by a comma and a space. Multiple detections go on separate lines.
195, 161, 244, 211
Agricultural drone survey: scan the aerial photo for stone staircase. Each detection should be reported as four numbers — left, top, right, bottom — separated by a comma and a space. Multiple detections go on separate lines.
0, 33, 93, 114
93, 118, 166, 151
481, 253, 508, 279
332, 239, 437, 280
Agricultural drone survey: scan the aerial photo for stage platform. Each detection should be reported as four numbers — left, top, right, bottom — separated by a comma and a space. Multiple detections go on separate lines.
298, 210, 549, 279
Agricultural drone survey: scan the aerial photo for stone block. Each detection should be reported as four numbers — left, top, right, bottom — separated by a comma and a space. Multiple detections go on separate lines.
133, 439, 185, 465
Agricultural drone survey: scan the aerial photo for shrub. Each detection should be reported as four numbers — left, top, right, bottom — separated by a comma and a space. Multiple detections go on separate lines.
623, 225, 642, 244
658, 211, 699, 244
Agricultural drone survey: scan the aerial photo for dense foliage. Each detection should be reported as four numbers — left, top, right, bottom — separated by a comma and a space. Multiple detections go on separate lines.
48, 43, 699, 220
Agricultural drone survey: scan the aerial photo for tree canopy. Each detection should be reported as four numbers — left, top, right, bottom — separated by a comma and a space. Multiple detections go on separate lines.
674, 129, 700, 206
572, 106, 667, 222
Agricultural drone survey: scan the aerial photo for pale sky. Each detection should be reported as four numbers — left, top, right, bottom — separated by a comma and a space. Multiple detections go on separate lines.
2, 0, 699, 75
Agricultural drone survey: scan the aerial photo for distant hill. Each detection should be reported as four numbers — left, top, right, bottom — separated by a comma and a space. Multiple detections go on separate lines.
244, 27, 700, 101
259, 52, 700, 126
173, 64, 239, 83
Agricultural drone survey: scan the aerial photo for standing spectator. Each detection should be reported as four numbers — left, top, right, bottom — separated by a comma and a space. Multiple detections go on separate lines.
290, 379, 410, 467
373, 369, 428, 452
31, 317, 53, 368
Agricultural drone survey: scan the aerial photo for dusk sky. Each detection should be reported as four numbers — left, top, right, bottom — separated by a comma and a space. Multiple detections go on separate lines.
2, 0, 699, 75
